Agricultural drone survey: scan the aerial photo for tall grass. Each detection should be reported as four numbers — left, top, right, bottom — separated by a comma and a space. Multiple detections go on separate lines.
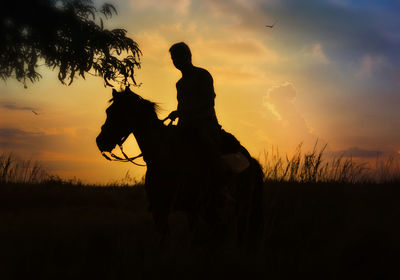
0, 153, 49, 184
261, 142, 399, 184
0, 152, 144, 187
374, 154, 400, 183
2, 144, 399, 185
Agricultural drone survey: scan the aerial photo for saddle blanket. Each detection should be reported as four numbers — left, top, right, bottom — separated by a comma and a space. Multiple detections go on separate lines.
221, 152, 250, 174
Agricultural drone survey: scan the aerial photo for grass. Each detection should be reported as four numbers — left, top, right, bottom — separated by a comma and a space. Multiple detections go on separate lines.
261, 142, 400, 184
0, 153, 49, 184
0, 149, 400, 279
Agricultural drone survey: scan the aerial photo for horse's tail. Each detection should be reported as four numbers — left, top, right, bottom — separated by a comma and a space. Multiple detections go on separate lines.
248, 158, 265, 243
235, 156, 265, 249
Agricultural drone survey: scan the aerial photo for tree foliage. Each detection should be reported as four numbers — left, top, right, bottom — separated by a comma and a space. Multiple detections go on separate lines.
0, 0, 142, 87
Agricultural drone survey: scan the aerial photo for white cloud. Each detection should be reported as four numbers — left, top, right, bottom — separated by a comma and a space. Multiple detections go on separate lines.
263, 83, 316, 144
263, 83, 296, 120
264, 83, 296, 103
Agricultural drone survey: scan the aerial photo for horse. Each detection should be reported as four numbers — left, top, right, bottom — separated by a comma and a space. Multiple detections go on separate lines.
96, 87, 264, 246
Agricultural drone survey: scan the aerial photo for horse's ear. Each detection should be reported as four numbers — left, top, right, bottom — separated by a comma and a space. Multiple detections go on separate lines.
112, 88, 118, 98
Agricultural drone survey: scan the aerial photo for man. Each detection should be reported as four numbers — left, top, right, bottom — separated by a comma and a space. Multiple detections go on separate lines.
166, 43, 219, 127
165, 42, 223, 178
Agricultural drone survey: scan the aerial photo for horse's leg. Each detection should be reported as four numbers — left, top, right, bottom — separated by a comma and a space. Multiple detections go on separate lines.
186, 209, 203, 248
235, 159, 264, 251
145, 172, 172, 245
248, 159, 264, 248
187, 210, 199, 232
201, 185, 227, 249
152, 209, 170, 245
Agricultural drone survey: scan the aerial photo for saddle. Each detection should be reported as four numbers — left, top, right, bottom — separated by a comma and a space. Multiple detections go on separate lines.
163, 125, 251, 174
220, 129, 251, 174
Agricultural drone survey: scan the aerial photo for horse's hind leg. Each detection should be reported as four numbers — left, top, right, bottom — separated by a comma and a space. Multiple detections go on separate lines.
187, 210, 199, 232
186, 210, 203, 247
249, 159, 265, 242
237, 159, 264, 251
152, 210, 170, 245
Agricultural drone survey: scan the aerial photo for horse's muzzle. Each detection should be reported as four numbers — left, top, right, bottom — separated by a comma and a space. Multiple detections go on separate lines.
96, 132, 116, 153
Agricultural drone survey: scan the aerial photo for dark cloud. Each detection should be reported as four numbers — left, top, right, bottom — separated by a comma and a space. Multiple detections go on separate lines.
206, 0, 400, 84
0, 127, 84, 154
261, 0, 400, 57
0, 128, 43, 139
0, 128, 44, 152
0, 127, 114, 182
1, 102, 38, 112
333, 146, 383, 158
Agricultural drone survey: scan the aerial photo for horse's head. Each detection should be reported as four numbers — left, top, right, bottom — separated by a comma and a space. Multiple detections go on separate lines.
96, 87, 158, 153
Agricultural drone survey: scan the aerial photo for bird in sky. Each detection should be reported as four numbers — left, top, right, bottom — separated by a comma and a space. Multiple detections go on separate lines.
32, 110, 38, 115
266, 20, 278, 28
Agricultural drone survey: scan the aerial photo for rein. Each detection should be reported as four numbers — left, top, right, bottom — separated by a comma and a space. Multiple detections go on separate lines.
101, 115, 174, 167
101, 136, 146, 167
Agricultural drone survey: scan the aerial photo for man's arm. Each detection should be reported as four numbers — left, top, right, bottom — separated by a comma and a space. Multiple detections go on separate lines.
164, 82, 182, 122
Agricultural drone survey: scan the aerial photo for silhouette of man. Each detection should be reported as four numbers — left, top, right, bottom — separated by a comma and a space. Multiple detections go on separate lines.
165, 42, 223, 178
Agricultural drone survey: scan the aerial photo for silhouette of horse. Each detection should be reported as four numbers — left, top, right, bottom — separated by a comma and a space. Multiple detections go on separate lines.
96, 87, 264, 245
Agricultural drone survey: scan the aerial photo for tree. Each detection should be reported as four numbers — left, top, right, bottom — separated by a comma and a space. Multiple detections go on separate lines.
0, 0, 141, 88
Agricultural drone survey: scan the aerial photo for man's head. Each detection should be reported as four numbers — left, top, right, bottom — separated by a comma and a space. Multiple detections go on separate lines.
169, 42, 192, 70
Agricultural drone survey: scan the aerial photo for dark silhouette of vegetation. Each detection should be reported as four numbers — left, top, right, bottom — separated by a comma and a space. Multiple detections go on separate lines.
0, 0, 141, 87
0, 153, 48, 184
1, 178, 399, 279
1, 150, 400, 279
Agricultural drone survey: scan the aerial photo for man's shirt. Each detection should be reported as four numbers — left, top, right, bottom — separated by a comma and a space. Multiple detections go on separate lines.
176, 66, 216, 124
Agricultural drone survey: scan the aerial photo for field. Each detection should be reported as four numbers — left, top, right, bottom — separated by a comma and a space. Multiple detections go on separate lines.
1, 152, 400, 279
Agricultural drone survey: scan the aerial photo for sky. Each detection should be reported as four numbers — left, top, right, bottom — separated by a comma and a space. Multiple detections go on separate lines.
1, 0, 399, 183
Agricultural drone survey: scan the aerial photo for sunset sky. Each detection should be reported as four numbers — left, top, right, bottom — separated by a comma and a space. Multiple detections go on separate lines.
1, 0, 399, 183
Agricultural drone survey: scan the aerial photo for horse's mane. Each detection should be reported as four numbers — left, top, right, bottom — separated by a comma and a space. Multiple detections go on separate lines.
109, 87, 160, 116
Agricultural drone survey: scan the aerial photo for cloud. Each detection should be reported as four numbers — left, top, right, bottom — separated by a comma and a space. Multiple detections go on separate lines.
266, 83, 297, 103
304, 43, 330, 64
135, 30, 170, 59
0, 127, 42, 138
263, 83, 297, 120
327, 0, 350, 7
0, 127, 93, 156
204, 0, 400, 69
0, 126, 142, 183
356, 54, 387, 78
261, 83, 318, 148
1, 102, 38, 112
130, 0, 191, 14
333, 147, 383, 158
194, 38, 280, 63
0, 128, 45, 158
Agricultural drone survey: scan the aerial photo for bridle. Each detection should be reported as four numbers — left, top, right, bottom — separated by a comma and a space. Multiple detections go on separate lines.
100, 111, 175, 167
101, 135, 146, 167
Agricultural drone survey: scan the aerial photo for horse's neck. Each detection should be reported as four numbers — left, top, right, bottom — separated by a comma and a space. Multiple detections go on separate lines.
130, 115, 162, 164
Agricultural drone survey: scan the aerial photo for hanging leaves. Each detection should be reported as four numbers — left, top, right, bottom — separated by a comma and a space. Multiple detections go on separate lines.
0, 0, 142, 88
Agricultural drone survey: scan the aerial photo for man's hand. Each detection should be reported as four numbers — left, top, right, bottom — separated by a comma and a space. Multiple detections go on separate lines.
163, 110, 179, 124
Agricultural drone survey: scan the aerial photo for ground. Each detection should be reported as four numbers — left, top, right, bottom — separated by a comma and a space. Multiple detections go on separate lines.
0, 181, 399, 279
